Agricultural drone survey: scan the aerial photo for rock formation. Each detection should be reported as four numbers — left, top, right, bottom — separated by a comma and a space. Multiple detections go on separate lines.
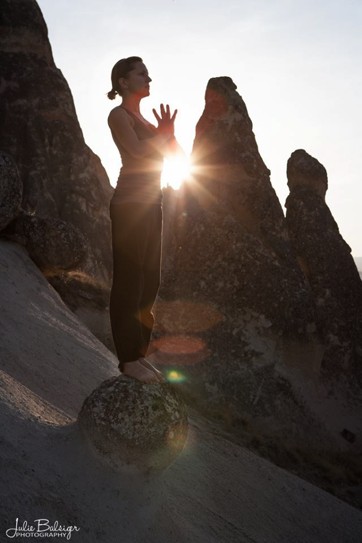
0, 152, 22, 231
0, 0, 113, 283
161, 78, 317, 335
78, 375, 188, 472
3, 210, 87, 273
285, 149, 362, 376
1, 0, 361, 479
157, 77, 327, 448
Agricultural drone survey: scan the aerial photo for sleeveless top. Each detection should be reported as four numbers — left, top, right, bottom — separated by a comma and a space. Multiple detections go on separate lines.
110, 107, 163, 205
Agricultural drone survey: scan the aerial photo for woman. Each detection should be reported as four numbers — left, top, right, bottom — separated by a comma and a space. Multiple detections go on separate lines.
107, 56, 177, 383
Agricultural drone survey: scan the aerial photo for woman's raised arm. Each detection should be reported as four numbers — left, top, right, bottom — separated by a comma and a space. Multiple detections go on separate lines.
108, 105, 176, 159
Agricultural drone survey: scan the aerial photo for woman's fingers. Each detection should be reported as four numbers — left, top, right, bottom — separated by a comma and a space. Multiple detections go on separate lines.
153, 104, 177, 136
158, 104, 176, 121
152, 108, 161, 123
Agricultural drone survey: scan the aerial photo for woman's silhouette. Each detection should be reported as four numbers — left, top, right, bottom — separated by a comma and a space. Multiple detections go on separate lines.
107, 56, 178, 383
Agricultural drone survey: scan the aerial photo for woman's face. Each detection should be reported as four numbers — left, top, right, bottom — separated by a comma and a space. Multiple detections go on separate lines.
120, 62, 151, 98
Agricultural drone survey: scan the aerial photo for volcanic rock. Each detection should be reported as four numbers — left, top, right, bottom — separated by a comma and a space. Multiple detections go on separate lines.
78, 375, 188, 472
0, 152, 22, 232
0, 0, 113, 283
1, 242, 362, 540
285, 149, 362, 375
3, 210, 87, 273
158, 77, 325, 447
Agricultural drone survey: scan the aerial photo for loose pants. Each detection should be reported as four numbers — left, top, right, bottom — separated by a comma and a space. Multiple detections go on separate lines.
109, 202, 162, 369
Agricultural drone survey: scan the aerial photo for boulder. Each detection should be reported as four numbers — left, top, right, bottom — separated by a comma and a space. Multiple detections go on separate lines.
3, 210, 87, 273
0, 151, 22, 232
78, 376, 188, 472
285, 149, 362, 375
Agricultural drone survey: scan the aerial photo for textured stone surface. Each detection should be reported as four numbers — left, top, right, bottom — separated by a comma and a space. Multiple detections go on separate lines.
163, 78, 317, 332
78, 376, 188, 472
287, 148, 328, 197
285, 149, 362, 375
157, 77, 326, 446
3, 210, 87, 272
0, 0, 113, 282
0, 151, 22, 232
1, 240, 362, 541
161, 78, 318, 340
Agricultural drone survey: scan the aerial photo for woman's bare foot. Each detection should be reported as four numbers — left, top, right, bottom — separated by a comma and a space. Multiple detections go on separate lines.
139, 358, 165, 383
122, 360, 159, 384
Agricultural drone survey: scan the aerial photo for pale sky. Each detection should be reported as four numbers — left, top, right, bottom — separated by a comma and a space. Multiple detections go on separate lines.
37, 0, 362, 256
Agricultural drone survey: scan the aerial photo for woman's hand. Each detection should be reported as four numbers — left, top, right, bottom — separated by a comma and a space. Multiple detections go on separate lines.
152, 103, 177, 139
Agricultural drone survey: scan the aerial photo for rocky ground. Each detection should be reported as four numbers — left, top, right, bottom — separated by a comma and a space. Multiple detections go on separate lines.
0, 240, 362, 543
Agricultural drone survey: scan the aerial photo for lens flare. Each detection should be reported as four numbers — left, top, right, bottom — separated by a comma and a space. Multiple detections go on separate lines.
150, 334, 208, 366
154, 299, 222, 334
166, 369, 186, 383
161, 154, 192, 190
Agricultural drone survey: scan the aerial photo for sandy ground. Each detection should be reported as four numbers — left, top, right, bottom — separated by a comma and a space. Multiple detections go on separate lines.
0, 240, 361, 543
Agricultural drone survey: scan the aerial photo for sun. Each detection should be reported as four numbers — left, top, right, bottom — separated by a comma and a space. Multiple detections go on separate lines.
161, 153, 192, 190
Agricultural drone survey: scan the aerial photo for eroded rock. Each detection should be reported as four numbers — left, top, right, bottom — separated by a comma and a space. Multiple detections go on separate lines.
0, 151, 22, 232
0, 0, 113, 283
3, 211, 87, 272
287, 148, 328, 198
285, 149, 362, 375
157, 78, 326, 449
160, 77, 320, 369
78, 376, 188, 472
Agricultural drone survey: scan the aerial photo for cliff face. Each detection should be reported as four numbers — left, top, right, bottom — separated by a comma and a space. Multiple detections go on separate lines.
285, 149, 362, 375
157, 78, 362, 455
0, 0, 113, 282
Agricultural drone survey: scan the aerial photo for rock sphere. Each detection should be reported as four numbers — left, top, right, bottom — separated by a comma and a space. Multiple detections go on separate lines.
4, 211, 87, 273
78, 375, 188, 473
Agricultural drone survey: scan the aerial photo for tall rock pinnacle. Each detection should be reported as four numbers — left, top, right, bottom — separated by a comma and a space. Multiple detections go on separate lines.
162, 76, 316, 342
285, 149, 362, 374
0, 0, 113, 282
191, 76, 286, 250
158, 77, 325, 446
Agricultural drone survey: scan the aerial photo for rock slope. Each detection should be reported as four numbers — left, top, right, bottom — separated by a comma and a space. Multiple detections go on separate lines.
0, 240, 361, 542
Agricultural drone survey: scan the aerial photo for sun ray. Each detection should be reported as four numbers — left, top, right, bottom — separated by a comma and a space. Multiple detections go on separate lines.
161, 153, 192, 190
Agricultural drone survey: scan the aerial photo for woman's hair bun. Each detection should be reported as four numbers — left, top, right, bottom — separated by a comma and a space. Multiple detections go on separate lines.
107, 88, 118, 100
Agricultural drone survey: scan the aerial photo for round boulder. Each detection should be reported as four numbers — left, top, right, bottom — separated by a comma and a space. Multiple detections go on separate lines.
0, 152, 22, 232
78, 375, 188, 472
8, 212, 87, 273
